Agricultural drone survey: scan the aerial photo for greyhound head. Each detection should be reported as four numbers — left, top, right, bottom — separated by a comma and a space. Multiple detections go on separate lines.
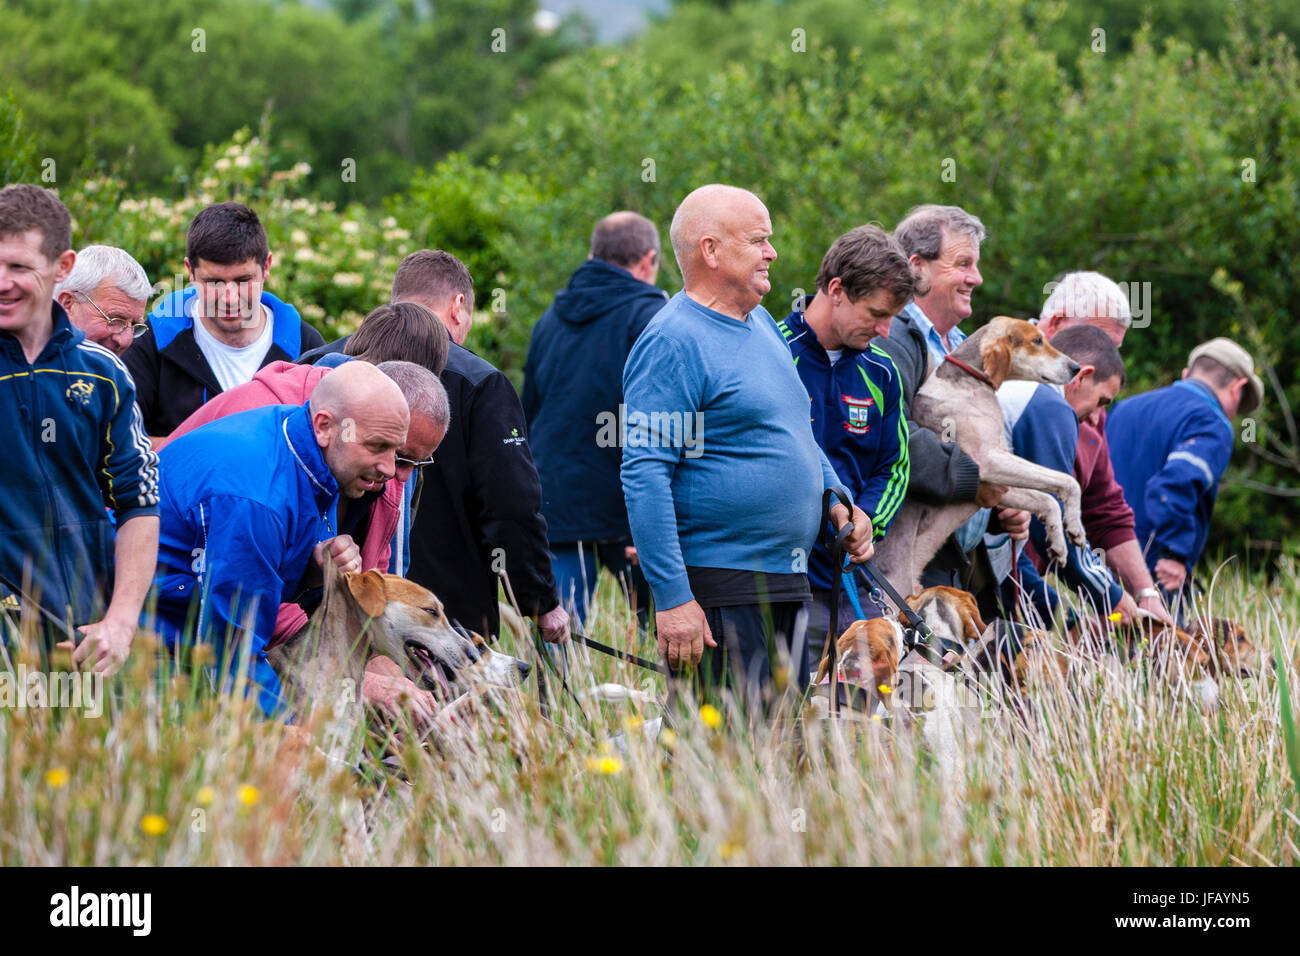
337, 569, 531, 699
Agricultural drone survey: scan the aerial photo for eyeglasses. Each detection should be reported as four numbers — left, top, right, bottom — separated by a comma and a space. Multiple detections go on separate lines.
72, 291, 149, 338
395, 452, 436, 470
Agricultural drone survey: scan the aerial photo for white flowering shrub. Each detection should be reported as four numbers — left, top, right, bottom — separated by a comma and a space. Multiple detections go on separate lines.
63, 127, 410, 342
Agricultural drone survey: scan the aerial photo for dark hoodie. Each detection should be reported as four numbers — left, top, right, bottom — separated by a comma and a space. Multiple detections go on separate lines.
522, 258, 668, 543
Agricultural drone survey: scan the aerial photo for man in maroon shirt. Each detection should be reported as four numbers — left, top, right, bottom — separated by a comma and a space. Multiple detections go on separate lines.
1037, 271, 1171, 622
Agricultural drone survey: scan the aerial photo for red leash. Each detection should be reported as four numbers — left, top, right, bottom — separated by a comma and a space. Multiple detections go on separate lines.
943, 354, 997, 389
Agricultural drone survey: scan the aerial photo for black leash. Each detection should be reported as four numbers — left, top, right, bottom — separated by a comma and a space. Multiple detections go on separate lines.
495, 571, 592, 731
819, 489, 968, 682
820, 488, 856, 717
852, 562, 967, 661
570, 628, 665, 674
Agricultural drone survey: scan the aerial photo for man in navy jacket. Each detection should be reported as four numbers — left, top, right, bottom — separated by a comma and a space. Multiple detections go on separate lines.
522, 212, 667, 624
776, 225, 913, 679
996, 325, 1127, 626
1107, 337, 1262, 608
0, 185, 159, 672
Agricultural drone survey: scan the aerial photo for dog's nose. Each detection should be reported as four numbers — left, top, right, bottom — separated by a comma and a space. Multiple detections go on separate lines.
1067, 360, 1081, 377
515, 659, 532, 679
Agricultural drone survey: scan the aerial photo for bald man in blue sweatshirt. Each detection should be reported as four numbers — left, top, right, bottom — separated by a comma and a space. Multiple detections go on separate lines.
621, 185, 871, 716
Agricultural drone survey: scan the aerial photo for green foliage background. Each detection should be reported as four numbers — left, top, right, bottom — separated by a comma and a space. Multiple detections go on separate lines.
2, 0, 1298, 567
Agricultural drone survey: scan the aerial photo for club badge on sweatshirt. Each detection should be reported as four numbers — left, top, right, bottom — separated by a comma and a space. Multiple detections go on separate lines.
502, 426, 527, 448
66, 379, 95, 406
841, 394, 874, 435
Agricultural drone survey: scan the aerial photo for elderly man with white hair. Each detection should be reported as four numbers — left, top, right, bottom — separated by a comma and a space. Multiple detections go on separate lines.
1034, 270, 1169, 621
53, 244, 152, 356
620, 184, 871, 717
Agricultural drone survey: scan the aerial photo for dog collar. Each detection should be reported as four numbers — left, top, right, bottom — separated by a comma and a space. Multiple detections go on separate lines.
943, 354, 997, 389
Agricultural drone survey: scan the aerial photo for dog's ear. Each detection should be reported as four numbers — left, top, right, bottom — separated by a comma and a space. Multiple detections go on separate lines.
982, 337, 1012, 388
346, 570, 388, 620
958, 592, 988, 643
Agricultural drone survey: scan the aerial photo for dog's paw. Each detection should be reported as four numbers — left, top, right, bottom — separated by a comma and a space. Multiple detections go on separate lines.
1066, 516, 1087, 548
1047, 529, 1069, 566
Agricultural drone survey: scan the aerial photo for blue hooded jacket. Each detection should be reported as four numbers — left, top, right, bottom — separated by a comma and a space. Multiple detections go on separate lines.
1107, 379, 1233, 574
0, 303, 159, 632
149, 402, 338, 716
522, 258, 668, 542
123, 285, 323, 438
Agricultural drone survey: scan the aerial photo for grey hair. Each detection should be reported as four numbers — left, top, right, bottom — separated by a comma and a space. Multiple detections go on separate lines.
591, 211, 659, 269
376, 360, 450, 431
53, 244, 153, 301
893, 204, 987, 261
1039, 271, 1131, 327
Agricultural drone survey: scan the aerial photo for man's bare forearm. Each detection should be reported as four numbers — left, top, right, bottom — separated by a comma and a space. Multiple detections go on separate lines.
104, 515, 159, 625
1106, 538, 1156, 594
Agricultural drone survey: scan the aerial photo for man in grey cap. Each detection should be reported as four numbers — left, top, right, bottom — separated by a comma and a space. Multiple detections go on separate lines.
1106, 337, 1263, 609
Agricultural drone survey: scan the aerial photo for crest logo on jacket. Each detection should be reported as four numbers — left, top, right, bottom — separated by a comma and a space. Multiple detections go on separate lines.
66, 379, 95, 405
841, 394, 874, 435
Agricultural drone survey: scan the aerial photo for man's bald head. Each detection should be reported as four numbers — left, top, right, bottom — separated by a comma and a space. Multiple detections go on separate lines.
669, 184, 776, 317
309, 361, 411, 498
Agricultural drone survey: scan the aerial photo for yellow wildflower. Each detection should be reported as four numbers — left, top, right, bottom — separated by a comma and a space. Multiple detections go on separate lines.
141, 814, 168, 836
585, 756, 624, 775
238, 785, 260, 806
45, 768, 69, 788
699, 704, 723, 729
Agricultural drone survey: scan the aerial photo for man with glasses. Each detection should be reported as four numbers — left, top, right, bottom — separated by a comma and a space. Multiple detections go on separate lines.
124, 202, 324, 441
53, 245, 152, 356
522, 211, 666, 626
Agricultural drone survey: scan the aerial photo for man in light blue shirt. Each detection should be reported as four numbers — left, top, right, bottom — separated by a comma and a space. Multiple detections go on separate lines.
622, 184, 872, 714
873, 205, 1030, 616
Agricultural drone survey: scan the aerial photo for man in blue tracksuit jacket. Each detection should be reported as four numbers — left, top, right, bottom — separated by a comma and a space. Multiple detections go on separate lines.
148, 363, 411, 717
774, 225, 914, 677
1107, 337, 1263, 609
522, 212, 668, 624
1, 184, 159, 671
996, 325, 1128, 627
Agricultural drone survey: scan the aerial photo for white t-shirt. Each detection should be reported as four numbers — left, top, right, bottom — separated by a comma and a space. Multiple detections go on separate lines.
824, 348, 844, 365
190, 300, 275, 392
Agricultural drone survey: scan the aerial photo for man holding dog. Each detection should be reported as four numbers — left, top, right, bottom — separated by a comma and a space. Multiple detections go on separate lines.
776, 224, 914, 685
148, 361, 410, 717
1107, 337, 1263, 612
874, 205, 1031, 616
621, 184, 872, 715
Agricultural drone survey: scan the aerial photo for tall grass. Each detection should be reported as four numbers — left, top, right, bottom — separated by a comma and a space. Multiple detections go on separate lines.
2, 560, 1298, 866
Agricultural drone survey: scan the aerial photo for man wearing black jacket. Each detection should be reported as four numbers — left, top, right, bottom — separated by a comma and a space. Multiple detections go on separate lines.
124, 202, 323, 440
300, 250, 569, 644
522, 212, 666, 624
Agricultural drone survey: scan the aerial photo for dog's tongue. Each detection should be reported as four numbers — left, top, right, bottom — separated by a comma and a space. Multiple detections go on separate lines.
410, 645, 449, 694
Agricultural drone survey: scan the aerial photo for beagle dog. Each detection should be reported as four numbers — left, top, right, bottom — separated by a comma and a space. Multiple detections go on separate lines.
1186, 616, 1268, 679
874, 317, 1087, 597
810, 617, 906, 717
